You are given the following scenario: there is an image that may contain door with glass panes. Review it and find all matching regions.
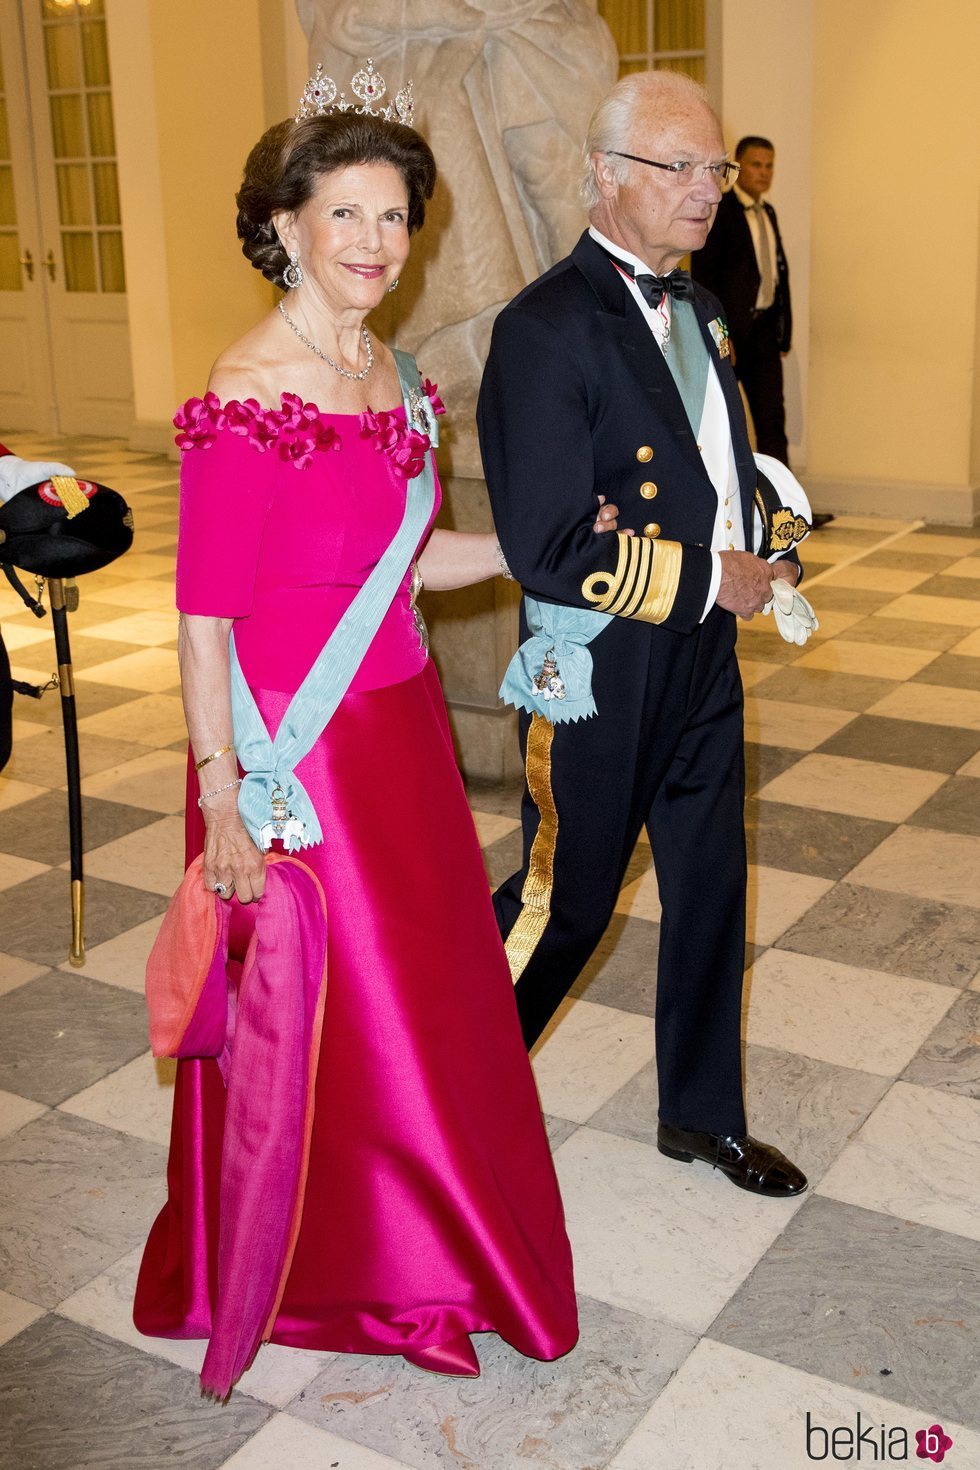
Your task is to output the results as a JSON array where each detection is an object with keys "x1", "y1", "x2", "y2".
[{"x1": 0, "y1": 0, "x2": 132, "y2": 435}]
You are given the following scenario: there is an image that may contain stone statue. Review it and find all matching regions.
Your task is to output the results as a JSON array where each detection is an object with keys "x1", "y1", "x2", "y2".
[{"x1": 295, "y1": 0, "x2": 618, "y2": 472}]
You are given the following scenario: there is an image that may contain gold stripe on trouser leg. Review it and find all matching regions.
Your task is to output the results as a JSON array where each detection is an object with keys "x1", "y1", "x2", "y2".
[{"x1": 504, "y1": 714, "x2": 558, "y2": 986}]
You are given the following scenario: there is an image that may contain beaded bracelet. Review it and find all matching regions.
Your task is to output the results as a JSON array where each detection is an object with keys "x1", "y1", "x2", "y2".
[
  {"x1": 197, "y1": 777, "x2": 242, "y2": 808},
  {"x1": 194, "y1": 742, "x2": 235, "y2": 771},
  {"x1": 494, "y1": 540, "x2": 513, "y2": 580}
]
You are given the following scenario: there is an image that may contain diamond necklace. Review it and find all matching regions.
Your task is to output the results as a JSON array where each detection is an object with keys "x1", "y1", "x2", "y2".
[{"x1": 277, "y1": 300, "x2": 375, "y2": 381}]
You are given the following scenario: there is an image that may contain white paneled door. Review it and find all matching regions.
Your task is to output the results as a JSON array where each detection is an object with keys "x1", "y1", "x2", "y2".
[{"x1": 0, "y1": 0, "x2": 132, "y2": 435}]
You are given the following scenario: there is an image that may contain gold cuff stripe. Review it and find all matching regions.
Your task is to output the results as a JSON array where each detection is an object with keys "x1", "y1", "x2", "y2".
[
  {"x1": 504, "y1": 714, "x2": 558, "y2": 986},
  {"x1": 619, "y1": 536, "x2": 654, "y2": 618},
  {"x1": 634, "y1": 539, "x2": 683, "y2": 623},
  {"x1": 582, "y1": 532, "x2": 682, "y2": 625}
]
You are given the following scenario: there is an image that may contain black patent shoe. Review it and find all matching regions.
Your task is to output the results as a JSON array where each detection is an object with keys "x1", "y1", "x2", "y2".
[{"x1": 657, "y1": 1122, "x2": 808, "y2": 1197}]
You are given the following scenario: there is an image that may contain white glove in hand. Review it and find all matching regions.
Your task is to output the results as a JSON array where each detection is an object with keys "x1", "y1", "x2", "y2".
[
  {"x1": 0, "y1": 456, "x2": 76, "y2": 503},
  {"x1": 763, "y1": 577, "x2": 819, "y2": 646}
]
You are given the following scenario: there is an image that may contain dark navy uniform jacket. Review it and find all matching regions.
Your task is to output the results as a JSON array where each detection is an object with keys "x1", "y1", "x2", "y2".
[{"x1": 477, "y1": 229, "x2": 800, "y2": 636}]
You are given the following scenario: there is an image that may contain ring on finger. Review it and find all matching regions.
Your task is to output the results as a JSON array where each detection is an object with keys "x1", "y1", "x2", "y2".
[{"x1": 214, "y1": 881, "x2": 230, "y2": 897}]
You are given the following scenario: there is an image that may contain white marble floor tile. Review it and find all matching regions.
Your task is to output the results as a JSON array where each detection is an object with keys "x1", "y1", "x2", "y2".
[
  {"x1": 795, "y1": 639, "x2": 939, "y2": 680},
  {"x1": 757, "y1": 752, "x2": 945, "y2": 823},
  {"x1": 531, "y1": 998, "x2": 653, "y2": 1123},
  {"x1": 744, "y1": 950, "x2": 954, "y2": 1076},
  {"x1": 943, "y1": 556, "x2": 980, "y2": 579},
  {"x1": 470, "y1": 810, "x2": 520, "y2": 847},
  {"x1": 81, "y1": 814, "x2": 185, "y2": 896},
  {"x1": 0, "y1": 852, "x2": 50, "y2": 893},
  {"x1": 735, "y1": 657, "x2": 778, "y2": 690},
  {"x1": 77, "y1": 693, "x2": 187, "y2": 748},
  {"x1": 0, "y1": 1289, "x2": 46, "y2": 1349},
  {"x1": 80, "y1": 749, "x2": 187, "y2": 813},
  {"x1": 608, "y1": 1338, "x2": 980, "y2": 1470},
  {"x1": 818, "y1": 564, "x2": 930, "y2": 593},
  {"x1": 805, "y1": 609, "x2": 866, "y2": 639},
  {"x1": 874, "y1": 593, "x2": 980, "y2": 628},
  {"x1": 791, "y1": 537, "x2": 873, "y2": 564},
  {"x1": 59, "y1": 1051, "x2": 175, "y2": 1147},
  {"x1": 554, "y1": 1128, "x2": 801, "y2": 1335},
  {"x1": 55, "y1": 1247, "x2": 336, "y2": 1407},
  {"x1": 743, "y1": 698, "x2": 856, "y2": 751},
  {"x1": 61, "y1": 913, "x2": 164, "y2": 992},
  {"x1": 0, "y1": 622, "x2": 54, "y2": 652},
  {"x1": 128, "y1": 529, "x2": 177, "y2": 552},
  {"x1": 959, "y1": 750, "x2": 980, "y2": 778},
  {"x1": 0, "y1": 776, "x2": 51, "y2": 812},
  {"x1": 218, "y1": 1417, "x2": 415, "y2": 1470},
  {"x1": 746, "y1": 866, "x2": 834, "y2": 946},
  {"x1": 94, "y1": 551, "x2": 175, "y2": 580},
  {"x1": 867, "y1": 682, "x2": 980, "y2": 731},
  {"x1": 77, "y1": 647, "x2": 181, "y2": 692},
  {"x1": 0, "y1": 1089, "x2": 48, "y2": 1140},
  {"x1": 828, "y1": 515, "x2": 915, "y2": 532},
  {"x1": 949, "y1": 627, "x2": 980, "y2": 656},
  {"x1": 86, "y1": 579, "x2": 176, "y2": 610},
  {"x1": 891, "y1": 532, "x2": 980, "y2": 556},
  {"x1": 818, "y1": 1081, "x2": 980, "y2": 1243},
  {"x1": 615, "y1": 868, "x2": 661, "y2": 924},
  {"x1": 847, "y1": 826, "x2": 980, "y2": 908},
  {"x1": 80, "y1": 610, "x2": 179, "y2": 646},
  {"x1": 0, "y1": 952, "x2": 47, "y2": 998}
]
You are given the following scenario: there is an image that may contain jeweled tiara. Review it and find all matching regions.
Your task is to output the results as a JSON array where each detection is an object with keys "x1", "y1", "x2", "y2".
[{"x1": 295, "y1": 59, "x2": 414, "y2": 128}]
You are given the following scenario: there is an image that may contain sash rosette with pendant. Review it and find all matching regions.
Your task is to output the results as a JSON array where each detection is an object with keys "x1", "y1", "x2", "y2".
[{"x1": 499, "y1": 598, "x2": 612, "y2": 724}]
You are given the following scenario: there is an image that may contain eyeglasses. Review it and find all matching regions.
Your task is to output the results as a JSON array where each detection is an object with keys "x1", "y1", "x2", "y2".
[{"x1": 607, "y1": 151, "x2": 740, "y2": 188}]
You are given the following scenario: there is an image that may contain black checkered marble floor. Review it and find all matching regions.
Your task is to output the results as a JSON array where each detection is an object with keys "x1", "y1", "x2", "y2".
[{"x1": 1, "y1": 435, "x2": 978, "y2": 1469}]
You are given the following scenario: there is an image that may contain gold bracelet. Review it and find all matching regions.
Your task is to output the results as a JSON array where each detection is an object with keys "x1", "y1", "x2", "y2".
[{"x1": 194, "y1": 743, "x2": 235, "y2": 772}]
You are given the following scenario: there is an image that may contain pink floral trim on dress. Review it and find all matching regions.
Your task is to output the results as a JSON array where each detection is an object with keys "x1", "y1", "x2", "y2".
[
  {"x1": 173, "y1": 392, "x2": 342, "y2": 471},
  {"x1": 174, "y1": 382, "x2": 445, "y2": 478},
  {"x1": 360, "y1": 380, "x2": 445, "y2": 481}
]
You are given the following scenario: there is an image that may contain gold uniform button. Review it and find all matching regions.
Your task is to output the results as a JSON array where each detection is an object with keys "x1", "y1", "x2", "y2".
[
  {"x1": 636, "y1": 445, "x2": 653, "y2": 463},
  {"x1": 640, "y1": 481, "x2": 658, "y2": 499},
  {"x1": 728, "y1": 542, "x2": 735, "y2": 550},
  {"x1": 643, "y1": 522, "x2": 661, "y2": 538},
  {"x1": 726, "y1": 519, "x2": 733, "y2": 530}
]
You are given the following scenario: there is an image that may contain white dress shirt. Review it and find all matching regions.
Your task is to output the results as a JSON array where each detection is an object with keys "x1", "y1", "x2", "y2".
[
  {"x1": 588, "y1": 226, "x2": 744, "y2": 620},
  {"x1": 732, "y1": 184, "x2": 778, "y2": 310}
]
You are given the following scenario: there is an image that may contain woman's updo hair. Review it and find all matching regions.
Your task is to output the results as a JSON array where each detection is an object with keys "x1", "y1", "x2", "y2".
[{"x1": 236, "y1": 114, "x2": 437, "y2": 288}]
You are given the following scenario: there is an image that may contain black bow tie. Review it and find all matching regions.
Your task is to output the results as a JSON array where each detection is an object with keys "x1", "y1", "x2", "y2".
[{"x1": 597, "y1": 244, "x2": 696, "y2": 307}]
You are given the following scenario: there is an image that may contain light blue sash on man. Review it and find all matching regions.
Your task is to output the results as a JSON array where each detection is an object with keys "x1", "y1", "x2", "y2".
[{"x1": 229, "y1": 349, "x2": 436, "y2": 851}]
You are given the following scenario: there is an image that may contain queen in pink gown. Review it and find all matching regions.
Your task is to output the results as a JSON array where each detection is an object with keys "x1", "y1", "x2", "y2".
[{"x1": 132, "y1": 76, "x2": 613, "y2": 1387}]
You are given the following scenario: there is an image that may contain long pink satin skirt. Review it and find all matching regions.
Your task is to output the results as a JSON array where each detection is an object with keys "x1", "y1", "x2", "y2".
[{"x1": 134, "y1": 661, "x2": 577, "y2": 1361}]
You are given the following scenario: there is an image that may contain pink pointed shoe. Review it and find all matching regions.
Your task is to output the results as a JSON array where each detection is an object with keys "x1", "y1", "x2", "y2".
[{"x1": 402, "y1": 1334, "x2": 480, "y2": 1378}]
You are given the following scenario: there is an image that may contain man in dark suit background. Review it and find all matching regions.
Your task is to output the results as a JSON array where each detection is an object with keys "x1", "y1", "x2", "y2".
[
  {"x1": 478, "y1": 72, "x2": 809, "y2": 1197},
  {"x1": 692, "y1": 136, "x2": 791, "y2": 464}
]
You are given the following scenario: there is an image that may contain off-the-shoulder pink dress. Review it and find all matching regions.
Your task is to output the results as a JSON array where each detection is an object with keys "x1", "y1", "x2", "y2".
[{"x1": 133, "y1": 392, "x2": 578, "y2": 1364}]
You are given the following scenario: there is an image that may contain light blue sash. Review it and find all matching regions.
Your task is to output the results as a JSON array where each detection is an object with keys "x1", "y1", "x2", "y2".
[
  {"x1": 499, "y1": 597, "x2": 611, "y2": 724},
  {"x1": 230, "y1": 349, "x2": 436, "y2": 851},
  {"x1": 668, "y1": 301, "x2": 710, "y2": 434}
]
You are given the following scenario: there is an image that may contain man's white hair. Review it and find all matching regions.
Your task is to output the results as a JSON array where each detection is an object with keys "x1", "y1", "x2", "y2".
[{"x1": 581, "y1": 69, "x2": 711, "y2": 211}]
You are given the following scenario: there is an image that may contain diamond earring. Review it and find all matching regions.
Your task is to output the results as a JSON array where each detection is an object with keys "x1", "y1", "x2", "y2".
[
  {"x1": 283, "y1": 250, "x2": 304, "y2": 289},
  {"x1": 387, "y1": 278, "x2": 399, "y2": 293}
]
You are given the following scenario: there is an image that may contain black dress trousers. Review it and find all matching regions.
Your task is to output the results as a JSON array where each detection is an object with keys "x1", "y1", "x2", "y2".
[{"x1": 493, "y1": 604, "x2": 749, "y2": 1139}]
